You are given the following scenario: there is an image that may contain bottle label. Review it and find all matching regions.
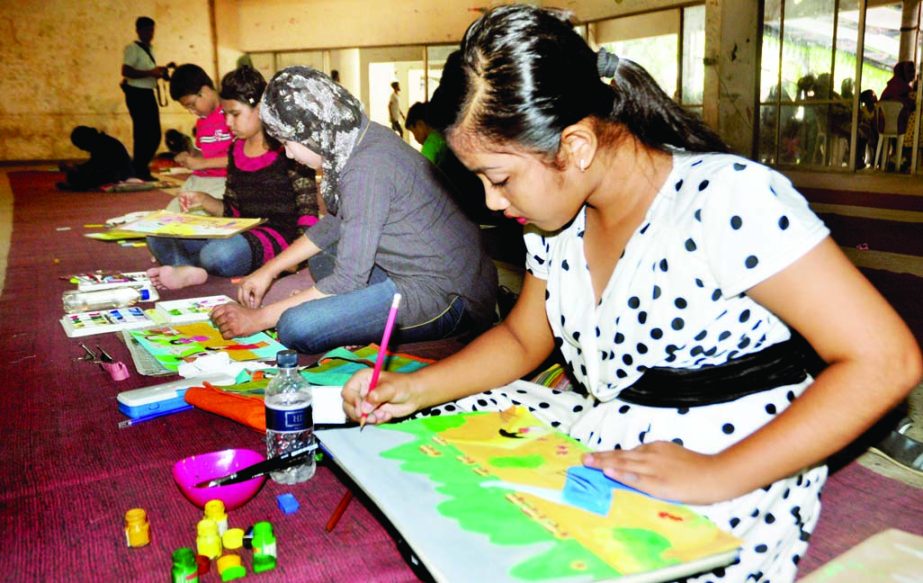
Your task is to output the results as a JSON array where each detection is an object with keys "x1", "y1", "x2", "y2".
[
  {"x1": 255, "y1": 541, "x2": 277, "y2": 558},
  {"x1": 265, "y1": 404, "x2": 312, "y2": 432}
]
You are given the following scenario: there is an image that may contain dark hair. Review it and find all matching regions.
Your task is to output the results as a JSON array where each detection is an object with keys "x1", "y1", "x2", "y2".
[
  {"x1": 428, "y1": 50, "x2": 466, "y2": 133},
  {"x1": 405, "y1": 102, "x2": 429, "y2": 129},
  {"x1": 219, "y1": 66, "x2": 266, "y2": 106},
  {"x1": 165, "y1": 129, "x2": 192, "y2": 153},
  {"x1": 391, "y1": 81, "x2": 400, "y2": 90},
  {"x1": 892, "y1": 61, "x2": 916, "y2": 83},
  {"x1": 220, "y1": 66, "x2": 279, "y2": 148},
  {"x1": 136, "y1": 16, "x2": 154, "y2": 29},
  {"x1": 70, "y1": 126, "x2": 99, "y2": 150},
  {"x1": 169, "y1": 64, "x2": 214, "y2": 101},
  {"x1": 453, "y1": 5, "x2": 728, "y2": 158}
]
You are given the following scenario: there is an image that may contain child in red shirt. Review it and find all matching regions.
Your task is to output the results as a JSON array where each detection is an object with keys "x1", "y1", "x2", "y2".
[{"x1": 167, "y1": 64, "x2": 232, "y2": 209}]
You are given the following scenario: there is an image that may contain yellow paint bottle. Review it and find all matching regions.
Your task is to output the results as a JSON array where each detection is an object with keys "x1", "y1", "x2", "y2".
[
  {"x1": 124, "y1": 508, "x2": 150, "y2": 548},
  {"x1": 196, "y1": 518, "x2": 222, "y2": 559},
  {"x1": 204, "y1": 500, "x2": 228, "y2": 535}
]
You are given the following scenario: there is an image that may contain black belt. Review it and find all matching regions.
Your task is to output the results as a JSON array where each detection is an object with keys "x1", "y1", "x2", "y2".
[{"x1": 617, "y1": 335, "x2": 823, "y2": 408}]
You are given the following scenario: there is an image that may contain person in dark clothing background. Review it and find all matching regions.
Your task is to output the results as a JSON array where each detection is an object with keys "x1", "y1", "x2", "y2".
[
  {"x1": 57, "y1": 126, "x2": 134, "y2": 191},
  {"x1": 429, "y1": 50, "x2": 523, "y2": 268},
  {"x1": 121, "y1": 16, "x2": 165, "y2": 181}
]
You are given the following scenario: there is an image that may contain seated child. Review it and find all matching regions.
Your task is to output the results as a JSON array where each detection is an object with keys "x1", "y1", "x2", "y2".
[
  {"x1": 167, "y1": 63, "x2": 232, "y2": 209},
  {"x1": 210, "y1": 66, "x2": 498, "y2": 354},
  {"x1": 164, "y1": 128, "x2": 195, "y2": 158},
  {"x1": 57, "y1": 126, "x2": 134, "y2": 191},
  {"x1": 147, "y1": 66, "x2": 321, "y2": 289},
  {"x1": 405, "y1": 102, "x2": 448, "y2": 165}
]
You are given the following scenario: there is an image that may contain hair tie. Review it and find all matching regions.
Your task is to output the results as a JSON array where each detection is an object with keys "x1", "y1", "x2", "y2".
[{"x1": 597, "y1": 48, "x2": 620, "y2": 78}]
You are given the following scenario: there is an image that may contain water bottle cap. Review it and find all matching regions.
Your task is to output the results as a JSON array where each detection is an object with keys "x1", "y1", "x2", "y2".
[{"x1": 276, "y1": 350, "x2": 298, "y2": 368}]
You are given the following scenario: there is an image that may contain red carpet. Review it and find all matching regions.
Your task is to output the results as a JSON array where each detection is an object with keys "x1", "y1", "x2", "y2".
[
  {"x1": 800, "y1": 462, "x2": 923, "y2": 576},
  {"x1": 0, "y1": 171, "x2": 419, "y2": 582},
  {"x1": 1, "y1": 171, "x2": 920, "y2": 581}
]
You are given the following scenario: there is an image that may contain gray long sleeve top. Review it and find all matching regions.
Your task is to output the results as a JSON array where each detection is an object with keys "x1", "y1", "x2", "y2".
[{"x1": 307, "y1": 120, "x2": 498, "y2": 329}]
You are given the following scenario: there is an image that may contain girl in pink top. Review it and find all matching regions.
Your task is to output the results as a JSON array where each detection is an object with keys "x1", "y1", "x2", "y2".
[{"x1": 147, "y1": 67, "x2": 322, "y2": 290}]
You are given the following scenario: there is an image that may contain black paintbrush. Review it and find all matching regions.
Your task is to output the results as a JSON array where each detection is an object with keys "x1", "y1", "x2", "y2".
[{"x1": 195, "y1": 443, "x2": 317, "y2": 488}]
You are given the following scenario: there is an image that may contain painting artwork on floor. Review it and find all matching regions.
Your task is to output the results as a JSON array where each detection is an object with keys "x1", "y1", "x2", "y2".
[
  {"x1": 128, "y1": 322, "x2": 284, "y2": 371},
  {"x1": 320, "y1": 407, "x2": 741, "y2": 582}
]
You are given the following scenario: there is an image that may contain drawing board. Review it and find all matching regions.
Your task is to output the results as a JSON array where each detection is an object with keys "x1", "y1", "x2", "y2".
[
  {"x1": 317, "y1": 406, "x2": 740, "y2": 582},
  {"x1": 116, "y1": 210, "x2": 265, "y2": 239}
]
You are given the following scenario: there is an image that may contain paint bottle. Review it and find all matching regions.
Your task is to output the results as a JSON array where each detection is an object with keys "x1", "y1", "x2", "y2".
[
  {"x1": 203, "y1": 500, "x2": 228, "y2": 535},
  {"x1": 171, "y1": 547, "x2": 198, "y2": 583},
  {"x1": 251, "y1": 521, "x2": 277, "y2": 573},
  {"x1": 63, "y1": 287, "x2": 150, "y2": 313},
  {"x1": 216, "y1": 554, "x2": 246, "y2": 581},
  {"x1": 196, "y1": 518, "x2": 222, "y2": 559},
  {"x1": 124, "y1": 508, "x2": 151, "y2": 548},
  {"x1": 222, "y1": 528, "x2": 244, "y2": 552}
]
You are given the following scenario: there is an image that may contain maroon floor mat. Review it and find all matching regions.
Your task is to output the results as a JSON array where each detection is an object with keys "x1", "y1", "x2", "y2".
[
  {"x1": 799, "y1": 463, "x2": 923, "y2": 577},
  {"x1": 0, "y1": 171, "x2": 420, "y2": 582},
  {"x1": 2, "y1": 171, "x2": 921, "y2": 581}
]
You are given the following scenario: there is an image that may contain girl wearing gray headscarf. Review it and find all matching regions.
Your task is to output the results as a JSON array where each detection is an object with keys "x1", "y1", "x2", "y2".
[{"x1": 211, "y1": 66, "x2": 498, "y2": 354}]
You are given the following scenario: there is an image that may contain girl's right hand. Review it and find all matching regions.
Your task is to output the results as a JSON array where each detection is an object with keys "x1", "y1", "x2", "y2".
[
  {"x1": 178, "y1": 191, "x2": 205, "y2": 212},
  {"x1": 237, "y1": 270, "x2": 273, "y2": 309},
  {"x1": 342, "y1": 369, "x2": 423, "y2": 425}
]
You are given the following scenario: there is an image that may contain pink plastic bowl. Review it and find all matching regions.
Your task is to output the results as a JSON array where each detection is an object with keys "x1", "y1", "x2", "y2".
[{"x1": 172, "y1": 448, "x2": 266, "y2": 510}]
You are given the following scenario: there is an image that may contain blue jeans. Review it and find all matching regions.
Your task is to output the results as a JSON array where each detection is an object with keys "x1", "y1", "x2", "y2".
[
  {"x1": 275, "y1": 249, "x2": 469, "y2": 354},
  {"x1": 146, "y1": 235, "x2": 253, "y2": 277}
]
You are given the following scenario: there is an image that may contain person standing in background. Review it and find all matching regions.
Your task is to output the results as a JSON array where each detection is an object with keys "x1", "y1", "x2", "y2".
[
  {"x1": 388, "y1": 81, "x2": 404, "y2": 137},
  {"x1": 121, "y1": 16, "x2": 164, "y2": 181}
]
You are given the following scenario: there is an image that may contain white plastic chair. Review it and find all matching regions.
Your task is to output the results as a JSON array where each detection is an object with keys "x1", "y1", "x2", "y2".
[{"x1": 874, "y1": 101, "x2": 906, "y2": 171}]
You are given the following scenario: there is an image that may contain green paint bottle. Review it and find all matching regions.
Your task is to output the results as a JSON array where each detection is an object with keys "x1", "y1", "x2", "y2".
[
  {"x1": 171, "y1": 547, "x2": 198, "y2": 583},
  {"x1": 251, "y1": 521, "x2": 277, "y2": 573}
]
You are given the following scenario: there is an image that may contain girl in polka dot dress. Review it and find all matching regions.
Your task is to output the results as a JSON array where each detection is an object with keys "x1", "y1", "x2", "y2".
[{"x1": 343, "y1": 6, "x2": 921, "y2": 582}]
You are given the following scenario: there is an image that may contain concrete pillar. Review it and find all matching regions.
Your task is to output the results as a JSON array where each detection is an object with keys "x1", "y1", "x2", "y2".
[
  {"x1": 703, "y1": 0, "x2": 760, "y2": 158},
  {"x1": 900, "y1": 0, "x2": 921, "y2": 63}
]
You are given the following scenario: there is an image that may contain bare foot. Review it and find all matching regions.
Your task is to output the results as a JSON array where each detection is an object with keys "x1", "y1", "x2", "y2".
[{"x1": 147, "y1": 265, "x2": 209, "y2": 290}]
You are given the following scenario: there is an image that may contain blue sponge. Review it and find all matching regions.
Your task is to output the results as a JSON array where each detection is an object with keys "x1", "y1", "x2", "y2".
[
  {"x1": 562, "y1": 466, "x2": 648, "y2": 515},
  {"x1": 276, "y1": 493, "x2": 300, "y2": 514}
]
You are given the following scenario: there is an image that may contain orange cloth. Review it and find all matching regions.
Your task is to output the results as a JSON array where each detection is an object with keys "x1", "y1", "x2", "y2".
[{"x1": 185, "y1": 380, "x2": 268, "y2": 432}]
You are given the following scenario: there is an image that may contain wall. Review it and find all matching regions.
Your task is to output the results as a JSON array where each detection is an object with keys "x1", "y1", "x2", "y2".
[
  {"x1": 0, "y1": 0, "x2": 216, "y2": 161},
  {"x1": 231, "y1": 0, "x2": 701, "y2": 52},
  {"x1": 329, "y1": 48, "x2": 362, "y2": 98},
  {"x1": 233, "y1": 0, "x2": 486, "y2": 51},
  {"x1": 1, "y1": 0, "x2": 725, "y2": 161},
  {"x1": 215, "y1": 0, "x2": 248, "y2": 80},
  {"x1": 561, "y1": 0, "x2": 691, "y2": 22}
]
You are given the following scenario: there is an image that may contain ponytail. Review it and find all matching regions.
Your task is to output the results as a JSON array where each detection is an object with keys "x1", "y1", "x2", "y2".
[
  {"x1": 454, "y1": 5, "x2": 728, "y2": 157},
  {"x1": 599, "y1": 48, "x2": 728, "y2": 153}
]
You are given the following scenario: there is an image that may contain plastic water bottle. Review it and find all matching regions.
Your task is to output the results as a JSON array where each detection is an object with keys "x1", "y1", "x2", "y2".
[
  {"x1": 62, "y1": 287, "x2": 150, "y2": 313},
  {"x1": 264, "y1": 350, "x2": 315, "y2": 484}
]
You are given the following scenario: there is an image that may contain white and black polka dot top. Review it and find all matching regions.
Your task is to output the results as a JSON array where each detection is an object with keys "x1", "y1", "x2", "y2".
[{"x1": 525, "y1": 152, "x2": 829, "y2": 403}]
